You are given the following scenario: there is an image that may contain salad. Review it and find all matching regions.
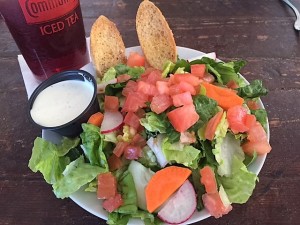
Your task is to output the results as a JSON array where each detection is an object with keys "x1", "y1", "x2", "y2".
[{"x1": 28, "y1": 51, "x2": 271, "y2": 225}]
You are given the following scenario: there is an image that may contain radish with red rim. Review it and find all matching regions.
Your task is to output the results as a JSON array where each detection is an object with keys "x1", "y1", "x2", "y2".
[{"x1": 100, "y1": 111, "x2": 123, "y2": 134}]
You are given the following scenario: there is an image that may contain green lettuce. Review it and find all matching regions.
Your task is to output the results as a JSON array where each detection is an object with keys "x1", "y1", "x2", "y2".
[
  {"x1": 140, "y1": 112, "x2": 169, "y2": 133},
  {"x1": 53, "y1": 156, "x2": 105, "y2": 198},
  {"x1": 237, "y1": 80, "x2": 268, "y2": 99},
  {"x1": 190, "y1": 57, "x2": 246, "y2": 85},
  {"x1": 219, "y1": 156, "x2": 257, "y2": 204},
  {"x1": 137, "y1": 146, "x2": 158, "y2": 168},
  {"x1": 193, "y1": 95, "x2": 219, "y2": 125},
  {"x1": 162, "y1": 139, "x2": 201, "y2": 169},
  {"x1": 102, "y1": 67, "x2": 117, "y2": 82},
  {"x1": 28, "y1": 137, "x2": 79, "y2": 184},
  {"x1": 114, "y1": 64, "x2": 145, "y2": 80},
  {"x1": 80, "y1": 123, "x2": 108, "y2": 171},
  {"x1": 251, "y1": 108, "x2": 268, "y2": 131},
  {"x1": 107, "y1": 213, "x2": 130, "y2": 225}
]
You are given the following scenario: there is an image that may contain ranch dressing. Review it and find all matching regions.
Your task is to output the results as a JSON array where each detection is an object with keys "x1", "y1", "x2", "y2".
[{"x1": 30, "y1": 79, "x2": 94, "y2": 127}]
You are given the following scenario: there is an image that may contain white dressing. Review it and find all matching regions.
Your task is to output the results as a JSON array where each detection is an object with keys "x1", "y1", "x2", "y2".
[{"x1": 30, "y1": 79, "x2": 94, "y2": 127}]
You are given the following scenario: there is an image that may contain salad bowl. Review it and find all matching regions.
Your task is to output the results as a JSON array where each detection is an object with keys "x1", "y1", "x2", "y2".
[{"x1": 42, "y1": 46, "x2": 269, "y2": 225}]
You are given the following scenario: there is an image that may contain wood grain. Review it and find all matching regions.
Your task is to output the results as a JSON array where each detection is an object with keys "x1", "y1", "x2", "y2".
[{"x1": 0, "y1": 0, "x2": 299, "y2": 225}]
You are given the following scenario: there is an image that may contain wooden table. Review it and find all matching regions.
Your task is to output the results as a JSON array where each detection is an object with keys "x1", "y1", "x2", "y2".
[{"x1": 1, "y1": 0, "x2": 299, "y2": 224}]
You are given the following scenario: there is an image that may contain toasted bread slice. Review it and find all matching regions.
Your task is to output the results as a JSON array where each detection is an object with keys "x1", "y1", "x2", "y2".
[
  {"x1": 136, "y1": 0, "x2": 177, "y2": 70},
  {"x1": 90, "y1": 15, "x2": 126, "y2": 77}
]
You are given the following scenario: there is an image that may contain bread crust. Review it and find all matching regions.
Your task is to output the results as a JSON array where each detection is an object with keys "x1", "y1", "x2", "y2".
[
  {"x1": 136, "y1": 0, "x2": 177, "y2": 70},
  {"x1": 90, "y1": 15, "x2": 126, "y2": 77}
]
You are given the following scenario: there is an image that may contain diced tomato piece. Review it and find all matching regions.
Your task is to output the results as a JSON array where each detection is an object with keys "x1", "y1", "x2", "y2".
[
  {"x1": 147, "y1": 70, "x2": 163, "y2": 85},
  {"x1": 124, "y1": 145, "x2": 142, "y2": 160},
  {"x1": 246, "y1": 100, "x2": 260, "y2": 110},
  {"x1": 167, "y1": 104, "x2": 199, "y2": 132},
  {"x1": 242, "y1": 139, "x2": 272, "y2": 156},
  {"x1": 122, "y1": 92, "x2": 147, "y2": 112},
  {"x1": 113, "y1": 141, "x2": 129, "y2": 157},
  {"x1": 169, "y1": 82, "x2": 196, "y2": 96},
  {"x1": 150, "y1": 94, "x2": 173, "y2": 114},
  {"x1": 108, "y1": 154, "x2": 123, "y2": 171},
  {"x1": 200, "y1": 166, "x2": 218, "y2": 194},
  {"x1": 117, "y1": 74, "x2": 131, "y2": 83},
  {"x1": 135, "y1": 108, "x2": 146, "y2": 118},
  {"x1": 191, "y1": 64, "x2": 206, "y2": 78},
  {"x1": 97, "y1": 172, "x2": 117, "y2": 199},
  {"x1": 226, "y1": 80, "x2": 239, "y2": 89},
  {"x1": 172, "y1": 91, "x2": 193, "y2": 107},
  {"x1": 124, "y1": 112, "x2": 141, "y2": 130},
  {"x1": 247, "y1": 121, "x2": 267, "y2": 143},
  {"x1": 227, "y1": 105, "x2": 249, "y2": 134},
  {"x1": 127, "y1": 52, "x2": 145, "y2": 67},
  {"x1": 137, "y1": 81, "x2": 157, "y2": 96},
  {"x1": 202, "y1": 192, "x2": 232, "y2": 218},
  {"x1": 245, "y1": 114, "x2": 256, "y2": 129},
  {"x1": 122, "y1": 80, "x2": 138, "y2": 96},
  {"x1": 131, "y1": 133, "x2": 147, "y2": 147},
  {"x1": 104, "y1": 95, "x2": 119, "y2": 111},
  {"x1": 205, "y1": 110, "x2": 224, "y2": 141},
  {"x1": 180, "y1": 131, "x2": 196, "y2": 144},
  {"x1": 102, "y1": 193, "x2": 123, "y2": 213},
  {"x1": 156, "y1": 81, "x2": 170, "y2": 95},
  {"x1": 173, "y1": 73, "x2": 201, "y2": 86}
]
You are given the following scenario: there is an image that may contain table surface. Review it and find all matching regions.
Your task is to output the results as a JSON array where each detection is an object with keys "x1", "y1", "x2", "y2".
[{"x1": 1, "y1": 0, "x2": 300, "y2": 225}]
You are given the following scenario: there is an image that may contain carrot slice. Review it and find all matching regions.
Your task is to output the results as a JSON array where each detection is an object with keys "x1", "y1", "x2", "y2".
[
  {"x1": 205, "y1": 110, "x2": 224, "y2": 141},
  {"x1": 201, "y1": 82, "x2": 244, "y2": 110},
  {"x1": 145, "y1": 166, "x2": 192, "y2": 213},
  {"x1": 87, "y1": 112, "x2": 104, "y2": 127}
]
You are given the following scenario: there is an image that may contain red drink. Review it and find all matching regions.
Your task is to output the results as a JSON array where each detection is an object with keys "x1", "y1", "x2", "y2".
[{"x1": 0, "y1": 0, "x2": 89, "y2": 80}]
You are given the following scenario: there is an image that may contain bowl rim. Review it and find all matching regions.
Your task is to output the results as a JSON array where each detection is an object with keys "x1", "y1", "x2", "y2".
[{"x1": 28, "y1": 69, "x2": 97, "y2": 130}]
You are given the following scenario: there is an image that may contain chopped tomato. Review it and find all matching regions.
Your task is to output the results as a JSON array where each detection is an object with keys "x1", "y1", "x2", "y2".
[
  {"x1": 117, "y1": 74, "x2": 131, "y2": 83},
  {"x1": 202, "y1": 192, "x2": 232, "y2": 218},
  {"x1": 227, "y1": 105, "x2": 249, "y2": 134},
  {"x1": 172, "y1": 91, "x2": 193, "y2": 107},
  {"x1": 156, "y1": 81, "x2": 170, "y2": 95},
  {"x1": 127, "y1": 52, "x2": 145, "y2": 67},
  {"x1": 150, "y1": 94, "x2": 172, "y2": 114},
  {"x1": 137, "y1": 81, "x2": 157, "y2": 96},
  {"x1": 135, "y1": 108, "x2": 146, "y2": 118},
  {"x1": 173, "y1": 73, "x2": 201, "y2": 86},
  {"x1": 124, "y1": 112, "x2": 141, "y2": 130},
  {"x1": 131, "y1": 133, "x2": 147, "y2": 147},
  {"x1": 124, "y1": 145, "x2": 142, "y2": 160},
  {"x1": 200, "y1": 166, "x2": 218, "y2": 194},
  {"x1": 169, "y1": 82, "x2": 196, "y2": 96},
  {"x1": 122, "y1": 80, "x2": 138, "y2": 96},
  {"x1": 113, "y1": 141, "x2": 129, "y2": 157},
  {"x1": 102, "y1": 193, "x2": 123, "y2": 213},
  {"x1": 122, "y1": 92, "x2": 147, "y2": 112},
  {"x1": 226, "y1": 80, "x2": 239, "y2": 89},
  {"x1": 167, "y1": 104, "x2": 199, "y2": 132},
  {"x1": 147, "y1": 70, "x2": 163, "y2": 85},
  {"x1": 108, "y1": 154, "x2": 123, "y2": 171},
  {"x1": 104, "y1": 95, "x2": 119, "y2": 111},
  {"x1": 247, "y1": 121, "x2": 267, "y2": 143},
  {"x1": 97, "y1": 172, "x2": 117, "y2": 199},
  {"x1": 191, "y1": 64, "x2": 206, "y2": 78},
  {"x1": 246, "y1": 100, "x2": 260, "y2": 110},
  {"x1": 242, "y1": 139, "x2": 272, "y2": 156},
  {"x1": 245, "y1": 114, "x2": 256, "y2": 129},
  {"x1": 205, "y1": 110, "x2": 224, "y2": 141}
]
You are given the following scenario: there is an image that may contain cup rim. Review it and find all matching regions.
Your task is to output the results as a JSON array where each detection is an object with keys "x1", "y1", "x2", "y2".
[{"x1": 28, "y1": 70, "x2": 97, "y2": 131}]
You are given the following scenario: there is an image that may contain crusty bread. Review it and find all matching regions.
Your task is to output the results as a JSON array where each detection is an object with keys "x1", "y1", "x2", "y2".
[
  {"x1": 90, "y1": 15, "x2": 126, "y2": 77},
  {"x1": 136, "y1": 0, "x2": 177, "y2": 70}
]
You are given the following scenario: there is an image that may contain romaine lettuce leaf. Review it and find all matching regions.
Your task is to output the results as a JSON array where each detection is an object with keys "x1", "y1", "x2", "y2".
[
  {"x1": 219, "y1": 156, "x2": 257, "y2": 204},
  {"x1": 114, "y1": 64, "x2": 145, "y2": 80},
  {"x1": 80, "y1": 123, "x2": 108, "y2": 171},
  {"x1": 28, "y1": 137, "x2": 78, "y2": 184},
  {"x1": 102, "y1": 67, "x2": 117, "y2": 82},
  {"x1": 193, "y1": 95, "x2": 219, "y2": 123},
  {"x1": 140, "y1": 112, "x2": 169, "y2": 133},
  {"x1": 53, "y1": 155, "x2": 105, "y2": 198},
  {"x1": 162, "y1": 139, "x2": 202, "y2": 169},
  {"x1": 107, "y1": 212, "x2": 130, "y2": 225},
  {"x1": 251, "y1": 108, "x2": 268, "y2": 131},
  {"x1": 237, "y1": 80, "x2": 268, "y2": 99}
]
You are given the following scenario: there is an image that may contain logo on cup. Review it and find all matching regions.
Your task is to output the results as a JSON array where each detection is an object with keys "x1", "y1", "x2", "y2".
[{"x1": 19, "y1": 0, "x2": 79, "y2": 24}]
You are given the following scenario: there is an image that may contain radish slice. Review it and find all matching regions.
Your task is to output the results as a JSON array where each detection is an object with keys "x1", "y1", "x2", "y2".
[
  {"x1": 158, "y1": 180, "x2": 196, "y2": 224},
  {"x1": 100, "y1": 111, "x2": 123, "y2": 134},
  {"x1": 201, "y1": 52, "x2": 216, "y2": 60},
  {"x1": 97, "y1": 78, "x2": 118, "y2": 93},
  {"x1": 147, "y1": 135, "x2": 168, "y2": 168}
]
